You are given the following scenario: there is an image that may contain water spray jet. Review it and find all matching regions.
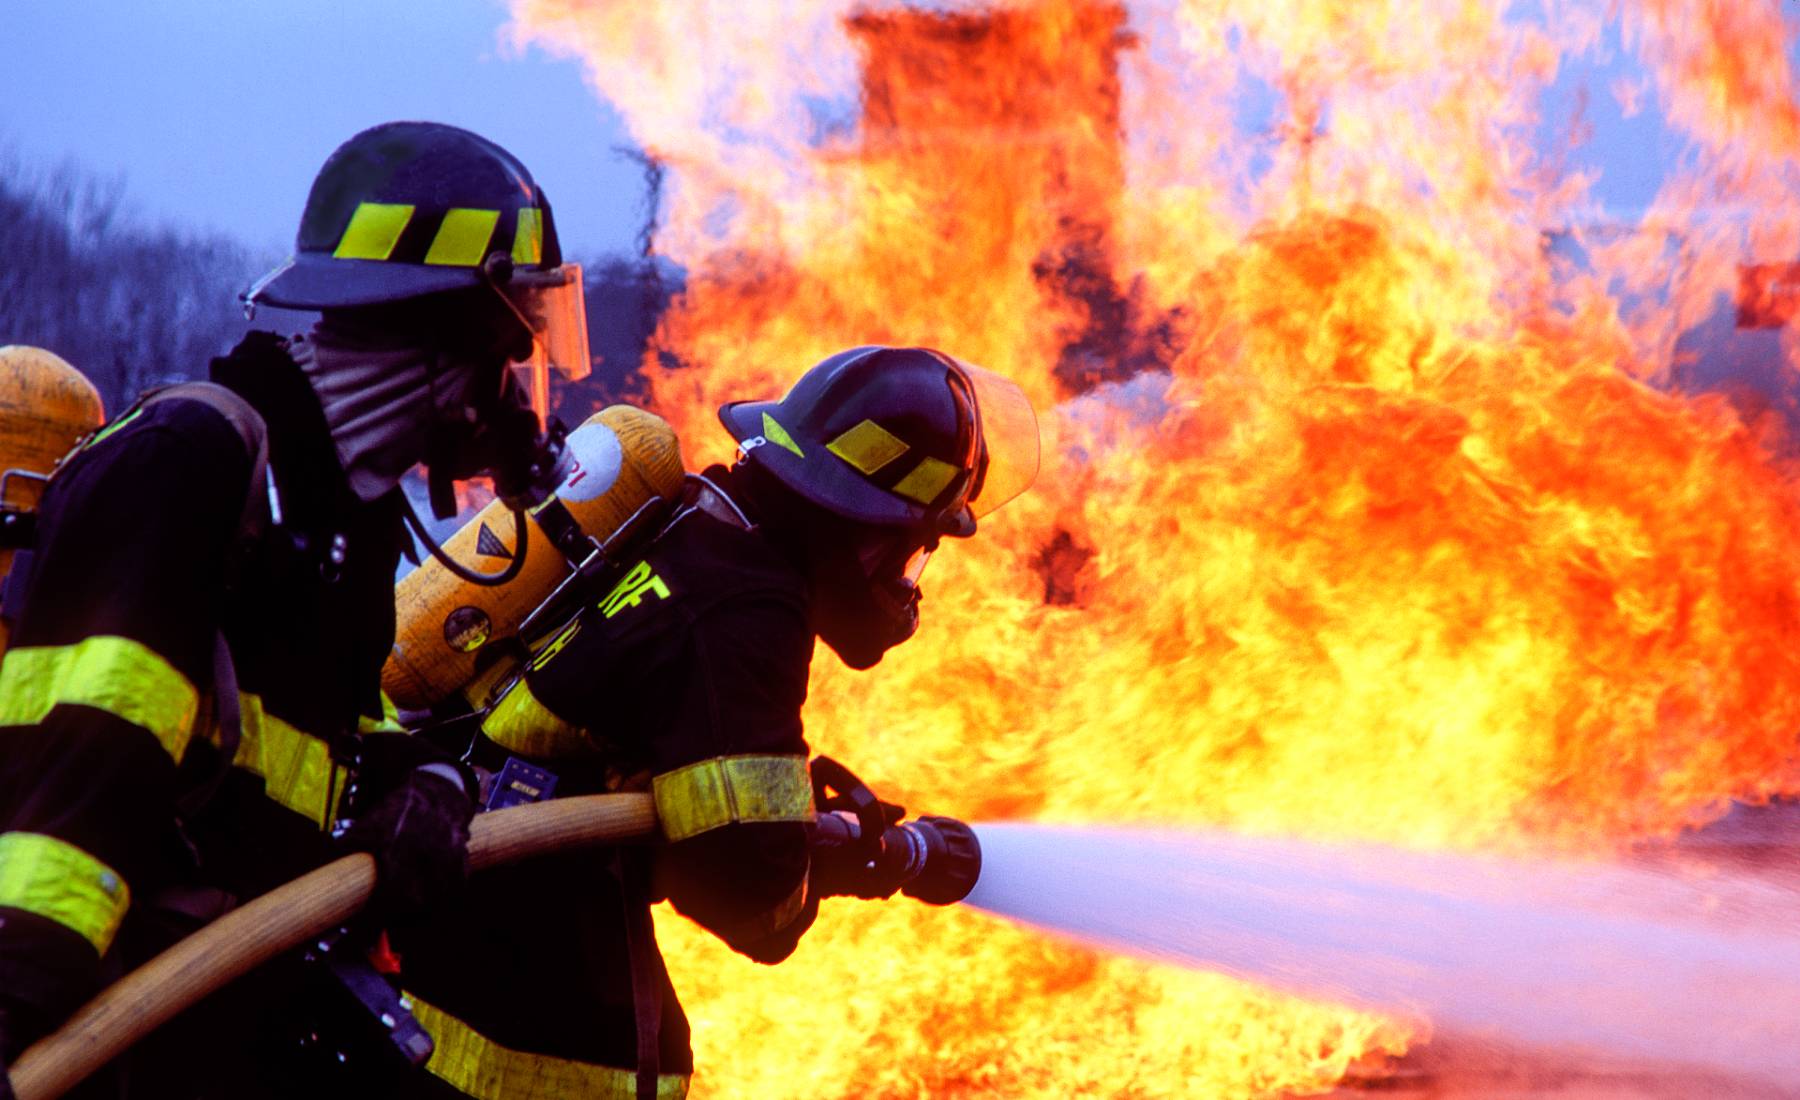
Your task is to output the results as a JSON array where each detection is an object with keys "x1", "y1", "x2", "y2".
[{"x1": 964, "y1": 821, "x2": 1800, "y2": 1090}]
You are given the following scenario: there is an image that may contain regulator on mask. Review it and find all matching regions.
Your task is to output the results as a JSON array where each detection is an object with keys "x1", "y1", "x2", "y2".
[
  {"x1": 408, "y1": 258, "x2": 591, "y2": 587},
  {"x1": 800, "y1": 511, "x2": 939, "y2": 671}
]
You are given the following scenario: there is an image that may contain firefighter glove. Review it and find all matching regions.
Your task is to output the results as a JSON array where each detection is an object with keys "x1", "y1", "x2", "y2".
[
  {"x1": 340, "y1": 764, "x2": 475, "y2": 925},
  {"x1": 810, "y1": 844, "x2": 905, "y2": 900}
]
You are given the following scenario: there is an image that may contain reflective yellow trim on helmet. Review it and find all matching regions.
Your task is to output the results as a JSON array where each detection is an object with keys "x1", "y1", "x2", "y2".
[
  {"x1": 333, "y1": 202, "x2": 415, "y2": 261},
  {"x1": 760, "y1": 412, "x2": 805, "y2": 458},
  {"x1": 512, "y1": 207, "x2": 544, "y2": 265},
  {"x1": 408, "y1": 993, "x2": 690, "y2": 1100},
  {"x1": 653, "y1": 755, "x2": 813, "y2": 843},
  {"x1": 424, "y1": 208, "x2": 502, "y2": 267},
  {"x1": 0, "y1": 637, "x2": 199, "y2": 761},
  {"x1": 827, "y1": 419, "x2": 909, "y2": 475},
  {"x1": 892, "y1": 455, "x2": 959, "y2": 506},
  {"x1": 223, "y1": 695, "x2": 347, "y2": 827},
  {"x1": 0, "y1": 832, "x2": 130, "y2": 954},
  {"x1": 481, "y1": 677, "x2": 594, "y2": 759}
]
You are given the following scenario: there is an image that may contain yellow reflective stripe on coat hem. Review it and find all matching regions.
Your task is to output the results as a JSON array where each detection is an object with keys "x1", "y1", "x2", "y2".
[
  {"x1": 408, "y1": 994, "x2": 689, "y2": 1100},
  {"x1": 481, "y1": 678, "x2": 594, "y2": 759},
  {"x1": 203, "y1": 693, "x2": 344, "y2": 828},
  {"x1": 0, "y1": 636, "x2": 200, "y2": 761},
  {"x1": 652, "y1": 755, "x2": 813, "y2": 843},
  {"x1": 0, "y1": 832, "x2": 130, "y2": 954}
]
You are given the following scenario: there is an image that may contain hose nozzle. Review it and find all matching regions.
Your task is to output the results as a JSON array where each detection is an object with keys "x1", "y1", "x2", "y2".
[{"x1": 808, "y1": 755, "x2": 982, "y2": 905}]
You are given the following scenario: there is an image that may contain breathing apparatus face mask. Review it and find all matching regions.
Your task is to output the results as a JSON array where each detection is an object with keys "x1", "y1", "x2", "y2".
[
  {"x1": 423, "y1": 261, "x2": 590, "y2": 519},
  {"x1": 812, "y1": 523, "x2": 939, "y2": 670}
]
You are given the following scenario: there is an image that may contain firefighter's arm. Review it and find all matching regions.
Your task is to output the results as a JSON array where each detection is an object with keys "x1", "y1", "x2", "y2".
[
  {"x1": 0, "y1": 401, "x2": 250, "y2": 1056},
  {"x1": 645, "y1": 596, "x2": 818, "y2": 963},
  {"x1": 651, "y1": 766, "x2": 816, "y2": 964},
  {"x1": 486, "y1": 585, "x2": 818, "y2": 960}
]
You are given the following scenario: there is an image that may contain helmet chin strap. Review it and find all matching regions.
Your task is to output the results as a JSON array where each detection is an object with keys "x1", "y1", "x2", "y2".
[{"x1": 480, "y1": 253, "x2": 541, "y2": 361}]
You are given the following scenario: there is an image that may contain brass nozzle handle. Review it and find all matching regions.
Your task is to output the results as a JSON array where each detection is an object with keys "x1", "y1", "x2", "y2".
[{"x1": 9, "y1": 792, "x2": 657, "y2": 1100}]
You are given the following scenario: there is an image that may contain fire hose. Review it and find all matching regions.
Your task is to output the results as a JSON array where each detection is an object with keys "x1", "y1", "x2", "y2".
[
  {"x1": 8, "y1": 757, "x2": 980, "y2": 1100},
  {"x1": 7, "y1": 793, "x2": 658, "y2": 1100}
]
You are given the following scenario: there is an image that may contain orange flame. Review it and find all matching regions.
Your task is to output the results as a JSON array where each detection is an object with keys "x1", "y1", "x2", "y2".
[{"x1": 512, "y1": 1, "x2": 1800, "y2": 1094}]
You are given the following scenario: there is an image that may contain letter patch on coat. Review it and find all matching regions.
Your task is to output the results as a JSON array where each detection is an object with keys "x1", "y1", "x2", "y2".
[{"x1": 599, "y1": 561, "x2": 670, "y2": 619}]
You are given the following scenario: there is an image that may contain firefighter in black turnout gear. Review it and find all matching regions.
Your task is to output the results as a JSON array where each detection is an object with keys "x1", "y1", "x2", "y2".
[
  {"x1": 385, "y1": 346, "x2": 1039, "y2": 1099},
  {"x1": 0, "y1": 120, "x2": 579, "y2": 1095}
]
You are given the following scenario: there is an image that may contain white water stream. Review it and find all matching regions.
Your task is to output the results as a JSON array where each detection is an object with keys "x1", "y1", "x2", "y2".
[{"x1": 965, "y1": 823, "x2": 1800, "y2": 1089}]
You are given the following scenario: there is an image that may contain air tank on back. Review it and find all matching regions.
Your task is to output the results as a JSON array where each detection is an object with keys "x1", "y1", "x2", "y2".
[
  {"x1": 384, "y1": 405, "x2": 685, "y2": 711},
  {"x1": 0, "y1": 347, "x2": 105, "y2": 656}
]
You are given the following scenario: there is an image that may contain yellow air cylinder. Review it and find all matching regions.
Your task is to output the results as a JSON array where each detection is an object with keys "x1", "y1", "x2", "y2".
[
  {"x1": 384, "y1": 405, "x2": 685, "y2": 711},
  {"x1": 0, "y1": 347, "x2": 105, "y2": 656}
]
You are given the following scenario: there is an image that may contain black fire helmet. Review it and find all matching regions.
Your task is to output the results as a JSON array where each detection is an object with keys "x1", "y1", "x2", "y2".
[
  {"x1": 243, "y1": 120, "x2": 562, "y2": 310},
  {"x1": 719, "y1": 346, "x2": 1040, "y2": 538}
]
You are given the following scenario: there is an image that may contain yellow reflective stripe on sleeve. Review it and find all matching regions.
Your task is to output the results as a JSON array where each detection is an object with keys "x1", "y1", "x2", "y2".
[
  {"x1": 424, "y1": 208, "x2": 502, "y2": 267},
  {"x1": 0, "y1": 832, "x2": 130, "y2": 954},
  {"x1": 828, "y1": 418, "x2": 909, "y2": 475},
  {"x1": 208, "y1": 694, "x2": 345, "y2": 828},
  {"x1": 512, "y1": 207, "x2": 544, "y2": 265},
  {"x1": 892, "y1": 455, "x2": 959, "y2": 505},
  {"x1": 408, "y1": 994, "x2": 689, "y2": 1100},
  {"x1": 333, "y1": 202, "x2": 415, "y2": 260},
  {"x1": 652, "y1": 755, "x2": 813, "y2": 843},
  {"x1": 481, "y1": 677, "x2": 594, "y2": 759},
  {"x1": 0, "y1": 636, "x2": 200, "y2": 761}
]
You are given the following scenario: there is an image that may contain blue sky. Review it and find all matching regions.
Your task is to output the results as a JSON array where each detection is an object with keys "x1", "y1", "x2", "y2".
[
  {"x1": 0, "y1": 2, "x2": 1774, "y2": 259},
  {"x1": 1, "y1": 0, "x2": 649, "y2": 257}
]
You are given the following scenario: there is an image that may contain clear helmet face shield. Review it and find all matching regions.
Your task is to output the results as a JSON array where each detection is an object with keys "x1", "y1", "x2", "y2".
[
  {"x1": 498, "y1": 263, "x2": 591, "y2": 423},
  {"x1": 944, "y1": 355, "x2": 1040, "y2": 522}
]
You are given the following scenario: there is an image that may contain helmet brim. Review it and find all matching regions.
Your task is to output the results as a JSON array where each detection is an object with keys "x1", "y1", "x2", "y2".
[
  {"x1": 244, "y1": 253, "x2": 486, "y2": 311},
  {"x1": 720, "y1": 399, "x2": 973, "y2": 534}
]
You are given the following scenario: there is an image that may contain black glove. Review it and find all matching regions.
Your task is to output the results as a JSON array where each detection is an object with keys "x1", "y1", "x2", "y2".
[
  {"x1": 807, "y1": 799, "x2": 908, "y2": 901},
  {"x1": 809, "y1": 844, "x2": 897, "y2": 900},
  {"x1": 340, "y1": 765, "x2": 475, "y2": 924}
]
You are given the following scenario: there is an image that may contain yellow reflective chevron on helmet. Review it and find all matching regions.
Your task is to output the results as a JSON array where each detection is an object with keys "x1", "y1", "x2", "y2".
[
  {"x1": 760, "y1": 412, "x2": 804, "y2": 457},
  {"x1": 424, "y1": 208, "x2": 502, "y2": 267},
  {"x1": 891, "y1": 455, "x2": 960, "y2": 506},
  {"x1": 333, "y1": 202, "x2": 415, "y2": 260},
  {"x1": 827, "y1": 418, "x2": 909, "y2": 475},
  {"x1": 512, "y1": 207, "x2": 544, "y2": 265}
]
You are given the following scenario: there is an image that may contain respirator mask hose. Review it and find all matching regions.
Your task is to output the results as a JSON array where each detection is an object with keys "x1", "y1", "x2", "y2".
[
  {"x1": 401, "y1": 494, "x2": 529, "y2": 588},
  {"x1": 402, "y1": 417, "x2": 572, "y2": 589}
]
